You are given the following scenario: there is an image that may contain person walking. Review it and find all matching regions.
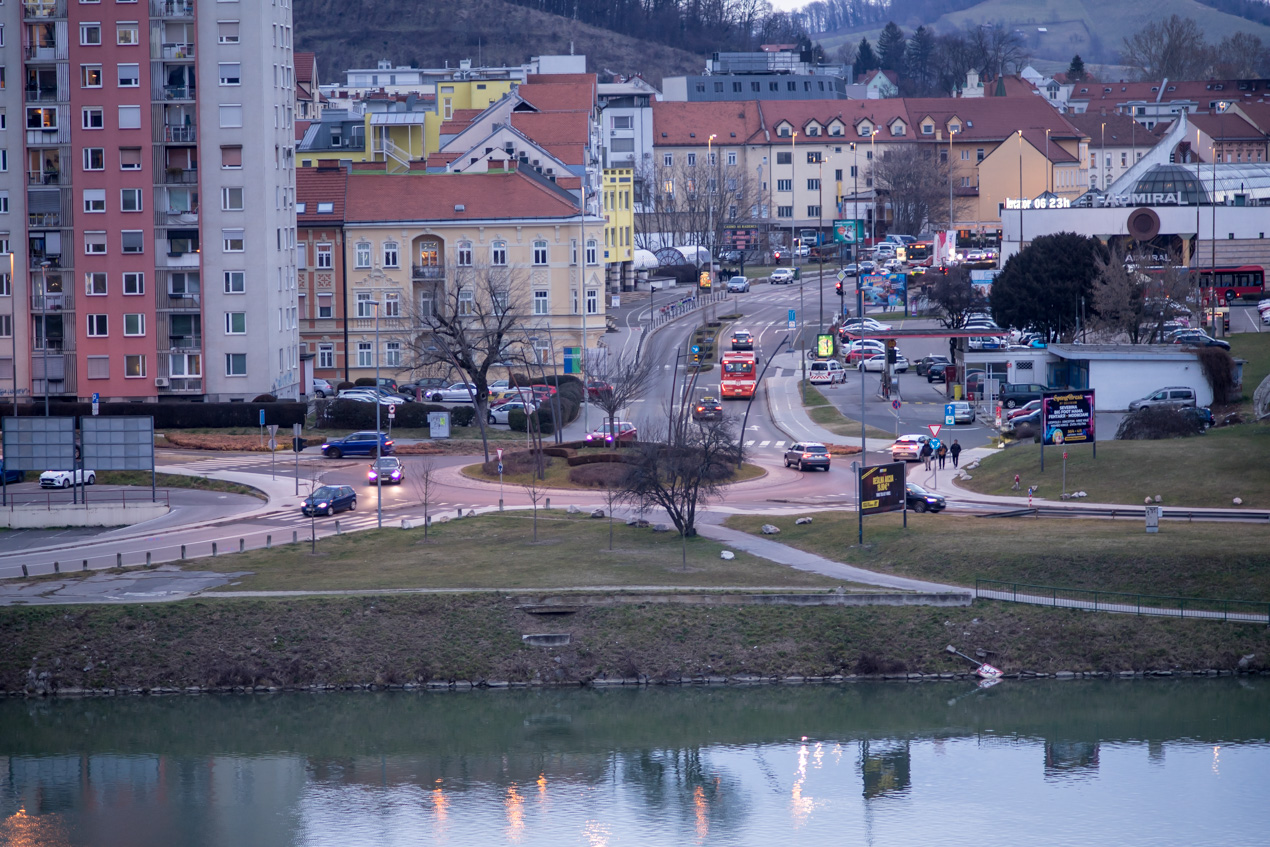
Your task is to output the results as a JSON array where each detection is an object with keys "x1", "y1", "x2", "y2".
[
  {"x1": 950, "y1": 439, "x2": 962, "y2": 468},
  {"x1": 920, "y1": 440, "x2": 934, "y2": 471},
  {"x1": 936, "y1": 442, "x2": 948, "y2": 469}
]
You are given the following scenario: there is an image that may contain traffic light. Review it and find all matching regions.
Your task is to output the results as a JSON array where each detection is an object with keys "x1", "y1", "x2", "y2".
[
  {"x1": 835, "y1": 280, "x2": 844, "y2": 296},
  {"x1": 773, "y1": 250, "x2": 782, "y2": 263},
  {"x1": 887, "y1": 348, "x2": 897, "y2": 364},
  {"x1": 292, "y1": 436, "x2": 306, "y2": 452}
]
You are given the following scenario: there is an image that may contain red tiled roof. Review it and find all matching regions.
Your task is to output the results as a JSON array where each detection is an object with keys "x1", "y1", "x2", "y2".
[
  {"x1": 904, "y1": 96, "x2": 1083, "y2": 142},
  {"x1": 652, "y1": 101, "x2": 766, "y2": 145},
  {"x1": 345, "y1": 170, "x2": 580, "y2": 223},
  {"x1": 1233, "y1": 101, "x2": 1270, "y2": 134},
  {"x1": 510, "y1": 112, "x2": 588, "y2": 164},
  {"x1": 294, "y1": 52, "x2": 316, "y2": 85},
  {"x1": 517, "y1": 80, "x2": 596, "y2": 113},
  {"x1": 524, "y1": 73, "x2": 595, "y2": 86},
  {"x1": 295, "y1": 119, "x2": 311, "y2": 142},
  {"x1": 1065, "y1": 112, "x2": 1145, "y2": 145},
  {"x1": 1187, "y1": 111, "x2": 1263, "y2": 140},
  {"x1": 297, "y1": 164, "x2": 348, "y2": 223}
]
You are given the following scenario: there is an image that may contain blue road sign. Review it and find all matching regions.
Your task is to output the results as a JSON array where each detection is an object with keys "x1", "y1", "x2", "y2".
[
  {"x1": 497, "y1": 463, "x2": 504, "y2": 474},
  {"x1": 691, "y1": 344, "x2": 700, "y2": 354},
  {"x1": 259, "y1": 409, "x2": 266, "y2": 426},
  {"x1": 892, "y1": 399, "x2": 901, "y2": 411},
  {"x1": 945, "y1": 403, "x2": 956, "y2": 426}
]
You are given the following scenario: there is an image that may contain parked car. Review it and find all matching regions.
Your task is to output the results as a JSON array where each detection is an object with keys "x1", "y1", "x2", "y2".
[
  {"x1": 858, "y1": 353, "x2": 909, "y2": 373},
  {"x1": 427, "y1": 383, "x2": 480, "y2": 402},
  {"x1": 844, "y1": 340, "x2": 887, "y2": 363},
  {"x1": 321, "y1": 431, "x2": 394, "y2": 459},
  {"x1": 730, "y1": 329, "x2": 754, "y2": 350},
  {"x1": 1180, "y1": 406, "x2": 1215, "y2": 430},
  {"x1": 769, "y1": 267, "x2": 795, "y2": 284},
  {"x1": 783, "y1": 441, "x2": 831, "y2": 471},
  {"x1": 585, "y1": 380, "x2": 613, "y2": 399},
  {"x1": 692, "y1": 396, "x2": 723, "y2": 420},
  {"x1": 1006, "y1": 399, "x2": 1042, "y2": 421},
  {"x1": 311, "y1": 378, "x2": 334, "y2": 398},
  {"x1": 0, "y1": 460, "x2": 24, "y2": 484},
  {"x1": 1171, "y1": 331, "x2": 1230, "y2": 350},
  {"x1": 842, "y1": 263, "x2": 861, "y2": 276},
  {"x1": 1002, "y1": 409, "x2": 1042, "y2": 438},
  {"x1": 1128, "y1": 386, "x2": 1198, "y2": 411},
  {"x1": 488, "y1": 399, "x2": 538, "y2": 425},
  {"x1": 301, "y1": 484, "x2": 357, "y2": 517},
  {"x1": 399, "y1": 378, "x2": 450, "y2": 398},
  {"x1": 890, "y1": 434, "x2": 930, "y2": 462},
  {"x1": 584, "y1": 421, "x2": 638, "y2": 444},
  {"x1": 841, "y1": 317, "x2": 893, "y2": 333},
  {"x1": 967, "y1": 336, "x2": 1004, "y2": 351},
  {"x1": 999, "y1": 382, "x2": 1048, "y2": 409},
  {"x1": 858, "y1": 260, "x2": 878, "y2": 273},
  {"x1": 948, "y1": 400, "x2": 975, "y2": 424},
  {"x1": 905, "y1": 482, "x2": 946, "y2": 513},
  {"x1": 40, "y1": 469, "x2": 96, "y2": 488},
  {"x1": 367, "y1": 457, "x2": 405, "y2": 485},
  {"x1": 915, "y1": 355, "x2": 951, "y2": 377},
  {"x1": 726, "y1": 275, "x2": 751, "y2": 293},
  {"x1": 809, "y1": 359, "x2": 847, "y2": 384}
]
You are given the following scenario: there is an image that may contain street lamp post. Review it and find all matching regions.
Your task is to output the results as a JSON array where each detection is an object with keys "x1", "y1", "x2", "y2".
[
  {"x1": 947, "y1": 127, "x2": 960, "y2": 249},
  {"x1": 1213, "y1": 101, "x2": 1230, "y2": 332},
  {"x1": 790, "y1": 131, "x2": 798, "y2": 271},
  {"x1": 1045, "y1": 128, "x2": 1052, "y2": 195},
  {"x1": 1017, "y1": 130, "x2": 1024, "y2": 258},
  {"x1": 40, "y1": 260, "x2": 51, "y2": 416},
  {"x1": 3, "y1": 253, "x2": 14, "y2": 417},
  {"x1": 817, "y1": 157, "x2": 824, "y2": 334},
  {"x1": 851, "y1": 142, "x2": 858, "y2": 317},
  {"x1": 367, "y1": 298, "x2": 383, "y2": 528},
  {"x1": 1100, "y1": 121, "x2": 1106, "y2": 190},
  {"x1": 707, "y1": 133, "x2": 717, "y2": 269}
]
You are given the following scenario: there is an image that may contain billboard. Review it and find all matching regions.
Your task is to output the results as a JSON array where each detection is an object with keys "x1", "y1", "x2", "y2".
[
  {"x1": 859, "y1": 461, "x2": 906, "y2": 515},
  {"x1": 1041, "y1": 390, "x2": 1095, "y2": 445},
  {"x1": 833, "y1": 219, "x2": 863, "y2": 244},
  {"x1": 723, "y1": 225, "x2": 760, "y2": 250},
  {"x1": 816, "y1": 334, "x2": 835, "y2": 358},
  {"x1": 81, "y1": 416, "x2": 155, "y2": 471}
]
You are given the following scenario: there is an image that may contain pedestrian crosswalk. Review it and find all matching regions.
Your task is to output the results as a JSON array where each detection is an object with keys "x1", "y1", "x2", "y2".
[
  {"x1": 746, "y1": 440, "x2": 787, "y2": 448},
  {"x1": 171, "y1": 455, "x2": 283, "y2": 472}
]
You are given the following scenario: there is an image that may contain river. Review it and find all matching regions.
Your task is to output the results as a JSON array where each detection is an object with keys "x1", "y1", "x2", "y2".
[{"x1": 2, "y1": 678, "x2": 1267, "y2": 845}]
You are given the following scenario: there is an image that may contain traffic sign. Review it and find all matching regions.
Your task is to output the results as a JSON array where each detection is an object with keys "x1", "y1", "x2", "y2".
[
  {"x1": 944, "y1": 403, "x2": 956, "y2": 426},
  {"x1": 691, "y1": 344, "x2": 701, "y2": 354},
  {"x1": 497, "y1": 448, "x2": 503, "y2": 460},
  {"x1": 267, "y1": 438, "x2": 277, "y2": 451},
  {"x1": 787, "y1": 308, "x2": 796, "y2": 330},
  {"x1": 91, "y1": 392, "x2": 100, "y2": 416},
  {"x1": 1063, "y1": 451, "x2": 1069, "y2": 460},
  {"x1": 267, "y1": 424, "x2": 278, "y2": 437},
  {"x1": 497, "y1": 462, "x2": 504, "y2": 475},
  {"x1": 259, "y1": 409, "x2": 266, "y2": 426},
  {"x1": 388, "y1": 404, "x2": 396, "y2": 419},
  {"x1": 891, "y1": 399, "x2": 901, "y2": 411},
  {"x1": 836, "y1": 269, "x2": 847, "y2": 282},
  {"x1": 927, "y1": 424, "x2": 942, "y2": 439}
]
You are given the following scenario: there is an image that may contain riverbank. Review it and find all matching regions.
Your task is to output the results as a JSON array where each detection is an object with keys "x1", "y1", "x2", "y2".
[{"x1": 5, "y1": 594, "x2": 1268, "y2": 696}]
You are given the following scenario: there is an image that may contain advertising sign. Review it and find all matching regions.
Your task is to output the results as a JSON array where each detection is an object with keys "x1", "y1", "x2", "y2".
[
  {"x1": 1041, "y1": 390, "x2": 1095, "y2": 445},
  {"x1": 859, "y1": 462, "x2": 906, "y2": 515},
  {"x1": 723, "y1": 225, "x2": 759, "y2": 250},
  {"x1": 833, "y1": 219, "x2": 863, "y2": 244},
  {"x1": 816, "y1": 334, "x2": 835, "y2": 358}
]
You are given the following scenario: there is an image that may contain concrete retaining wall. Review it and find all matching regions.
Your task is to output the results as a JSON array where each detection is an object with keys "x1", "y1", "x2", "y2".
[
  {"x1": 0, "y1": 503, "x2": 169, "y2": 529},
  {"x1": 519, "y1": 592, "x2": 973, "y2": 609}
]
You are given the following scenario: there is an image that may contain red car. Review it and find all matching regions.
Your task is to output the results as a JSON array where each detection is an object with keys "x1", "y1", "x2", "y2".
[
  {"x1": 1006, "y1": 399, "x2": 1042, "y2": 421},
  {"x1": 584, "y1": 421, "x2": 637, "y2": 444},
  {"x1": 586, "y1": 380, "x2": 613, "y2": 399}
]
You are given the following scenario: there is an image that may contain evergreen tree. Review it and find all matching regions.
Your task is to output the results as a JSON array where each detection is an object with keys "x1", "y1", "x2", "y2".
[
  {"x1": 1066, "y1": 54, "x2": 1086, "y2": 81},
  {"x1": 905, "y1": 25, "x2": 937, "y2": 94},
  {"x1": 877, "y1": 22, "x2": 907, "y2": 72},
  {"x1": 854, "y1": 37, "x2": 879, "y2": 77}
]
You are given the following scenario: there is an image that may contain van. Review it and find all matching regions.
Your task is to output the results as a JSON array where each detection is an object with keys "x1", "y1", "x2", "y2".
[
  {"x1": 873, "y1": 242, "x2": 897, "y2": 257},
  {"x1": 1128, "y1": 386, "x2": 1197, "y2": 411},
  {"x1": 808, "y1": 359, "x2": 846, "y2": 384}
]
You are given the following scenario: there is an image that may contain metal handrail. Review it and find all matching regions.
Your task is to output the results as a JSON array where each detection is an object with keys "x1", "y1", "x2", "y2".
[{"x1": 975, "y1": 578, "x2": 1270, "y2": 624}]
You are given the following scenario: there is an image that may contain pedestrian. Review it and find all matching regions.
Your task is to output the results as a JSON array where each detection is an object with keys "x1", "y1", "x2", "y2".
[
  {"x1": 950, "y1": 439, "x2": 961, "y2": 468},
  {"x1": 1012, "y1": 473, "x2": 1021, "y2": 490},
  {"x1": 936, "y1": 442, "x2": 948, "y2": 469},
  {"x1": 920, "y1": 440, "x2": 934, "y2": 470}
]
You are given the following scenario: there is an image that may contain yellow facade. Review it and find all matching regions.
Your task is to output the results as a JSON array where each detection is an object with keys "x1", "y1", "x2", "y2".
[
  {"x1": 436, "y1": 79, "x2": 515, "y2": 122},
  {"x1": 603, "y1": 168, "x2": 635, "y2": 265}
]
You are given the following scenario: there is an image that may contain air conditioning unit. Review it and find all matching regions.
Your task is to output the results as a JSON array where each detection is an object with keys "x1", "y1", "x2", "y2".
[{"x1": 154, "y1": 377, "x2": 169, "y2": 387}]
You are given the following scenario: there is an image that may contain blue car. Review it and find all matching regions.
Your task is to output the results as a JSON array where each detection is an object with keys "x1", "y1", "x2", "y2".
[
  {"x1": 321, "y1": 431, "x2": 393, "y2": 459},
  {"x1": 0, "y1": 460, "x2": 23, "y2": 484},
  {"x1": 301, "y1": 485, "x2": 357, "y2": 517}
]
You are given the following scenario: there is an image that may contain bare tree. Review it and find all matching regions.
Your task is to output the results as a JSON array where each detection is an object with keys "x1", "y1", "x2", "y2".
[
  {"x1": 1121, "y1": 15, "x2": 1212, "y2": 80},
  {"x1": 869, "y1": 144, "x2": 965, "y2": 235},
  {"x1": 394, "y1": 264, "x2": 531, "y2": 462},
  {"x1": 588, "y1": 349, "x2": 657, "y2": 447},
  {"x1": 1214, "y1": 33, "x2": 1270, "y2": 79},
  {"x1": 410, "y1": 457, "x2": 438, "y2": 541},
  {"x1": 634, "y1": 155, "x2": 763, "y2": 254},
  {"x1": 521, "y1": 469, "x2": 546, "y2": 542},
  {"x1": 618, "y1": 419, "x2": 740, "y2": 544},
  {"x1": 1092, "y1": 248, "x2": 1192, "y2": 344}
]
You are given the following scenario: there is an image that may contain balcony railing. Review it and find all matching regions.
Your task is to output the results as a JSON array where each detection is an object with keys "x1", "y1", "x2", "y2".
[
  {"x1": 32, "y1": 293, "x2": 73, "y2": 312},
  {"x1": 24, "y1": 86, "x2": 61, "y2": 103},
  {"x1": 163, "y1": 168, "x2": 198, "y2": 184},
  {"x1": 161, "y1": 85, "x2": 196, "y2": 102},
  {"x1": 158, "y1": 292, "x2": 200, "y2": 310},
  {"x1": 158, "y1": 377, "x2": 202, "y2": 392},
  {"x1": 28, "y1": 170, "x2": 62, "y2": 186},
  {"x1": 151, "y1": 0, "x2": 194, "y2": 18},
  {"x1": 28, "y1": 212, "x2": 61, "y2": 228},
  {"x1": 24, "y1": 44, "x2": 64, "y2": 62},
  {"x1": 26, "y1": 127, "x2": 70, "y2": 145},
  {"x1": 158, "y1": 43, "x2": 195, "y2": 60},
  {"x1": 166, "y1": 335, "x2": 202, "y2": 350},
  {"x1": 164, "y1": 124, "x2": 196, "y2": 143},
  {"x1": 29, "y1": 255, "x2": 63, "y2": 270},
  {"x1": 23, "y1": 0, "x2": 65, "y2": 20},
  {"x1": 33, "y1": 337, "x2": 71, "y2": 352},
  {"x1": 412, "y1": 264, "x2": 446, "y2": 280}
]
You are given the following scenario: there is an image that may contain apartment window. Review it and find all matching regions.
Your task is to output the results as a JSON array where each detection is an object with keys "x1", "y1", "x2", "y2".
[
  {"x1": 777, "y1": 152, "x2": 791, "y2": 165},
  {"x1": 222, "y1": 229, "x2": 244, "y2": 252},
  {"x1": 123, "y1": 272, "x2": 143, "y2": 294},
  {"x1": 85, "y1": 272, "x2": 106, "y2": 295},
  {"x1": 120, "y1": 147, "x2": 141, "y2": 170},
  {"x1": 776, "y1": 179, "x2": 792, "y2": 192},
  {"x1": 123, "y1": 313, "x2": 144, "y2": 336},
  {"x1": 807, "y1": 205, "x2": 821, "y2": 217},
  {"x1": 218, "y1": 21, "x2": 240, "y2": 44},
  {"x1": 491, "y1": 241, "x2": 507, "y2": 266},
  {"x1": 976, "y1": 148, "x2": 985, "y2": 162},
  {"x1": 83, "y1": 355, "x2": 110, "y2": 381},
  {"x1": 83, "y1": 189, "x2": 106, "y2": 213},
  {"x1": 224, "y1": 271, "x2": 245, "y2": 294},
  {"x1": 1121, "y1": 152, "x2": 1128, "y2": 167},
  {"x1": 83, "y1": 148, "x2": 105, "y2": 171},
  {"x1": 317, "y1": 343, "x2": 334, "y2": 368},
  {"x1": 307, "y1": 243, "x2": 328, "y2": 269},
  {"x1": 0, "y1": 317, "x2": 9, "y2": 340},
  {"x1": 81, "y1": 107, "x2": 103, "y2": 130},
  {"x1": 168, "y1": 272, "x2": 198, "y2": 297},
  {"x1": 125, "y1": 355, "x2": 147, "y2": 378},
  {"x1": 121, "y1": 231, "x2": 143, "y2": 254},
  {"x1": 533, "y1": 289, "x2": 549, "y2": 315},
  {"x1": 727, "y1": 151, "x2": 737, "y2": 166},
  {"x1": 458, "y1": 288, "x2": 474, "y2": 316},
  {"x1": 120, "y1": 188, "x2": 142, "y2": 212},
  {"x1": 585, "y1": 288, "x2": 598, "y2": 315},
  {"x1": 117, "y1": 64, "x2": 139, "y2": 87},
  {"x1": 225, "y1": 312, "x2": 246, "y2": 334},
  {"x1": 533, "y1": 240, "x2": 548, "y2": 265},
  {"x1": 117, "y1": 105, "x2": 140, "y2": 129},
  {"x1": 806, "y1": 152, "x2": 822, "y2": 164},
  {"x1": 221, "y1": 145, "x2": 242, "y2": 169},
  {"x1": 807, "y1": 178, "x2": 820, "y2": 190},
  {"x1": 354, "y1": 241, "x2": 371, "y2": 268},
  {"x1": 81, "y1": 65, "x2": 103, "y2": 88},
  {"x1": 687, "y1": 153, "x2": 697, "y2": 166},
  {"x1": 81, "y1": 24, "x2": 102, "y2": 46},
  {"x1": 225, "y1": 353, "x2": 246, "y2": 376},
  {"x1": 777, "y1": 206, "x2": 793, "y2": 218},
  {"x1": 663, "y1": 153, "x2": 673, "y2": 167},
  {"x1": 0, "y1": 274, "x2": 8, "y2": 297},
  {"x1": 116, "y1": 22, "x2": 139, "y2": 45},
  {"x1": 295, "y1": 243, "x2": 307, "y2": 269},
  {"x1": 169, "y1": 353, "x2": 200, "y2": 378},
  {"x1": 221, "y1": 187, "x2": 244, "y2": 211},
  {"x1": 219, "y1": 105, "x2": 243, "y2": 128},
  {"x1": 317, "y1": 294, "x2": 333, "y2": 319},
  {"x1": 385, "y1": 342, "x2": 401, "y2": 367},
  {"x1": 355, "y1": 292, "x2": 373, "y2": 318},
  {"x1": 85, "y1": 231, "x2": 107, "y2": 254},
  {"x1": 317, "y1": 202, "x2": 333, "y2": 214},
  {"x1": 218, "y1": 63, "x2": 241, "y2": 86},
  {"x1": 456, "y1": 241, "x2": 472, "y2": 266},
  {"x1": 611, "y1": 115, "x2": 632, "y2": 130},
  {"x1": 355, "y1": 343, "x2": 372, "y2": 368},
  {"x1": 86, "y1": 314, "x2": 108, "y2": 337}
]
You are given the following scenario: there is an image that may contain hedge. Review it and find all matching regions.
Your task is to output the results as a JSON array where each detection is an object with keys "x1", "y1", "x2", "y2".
[
  {"x1": 568, "y1": 464, "x2": 629, "y2": 487},
  {"x1": 565, "y1": 451, "x2": 635, "y2": 467},
  {"x1": 0, "y1": 401, "x2": 305, "y2": 429},
  {"x1": 315, "y1": 399, "x2": 475, "y2": 429}
]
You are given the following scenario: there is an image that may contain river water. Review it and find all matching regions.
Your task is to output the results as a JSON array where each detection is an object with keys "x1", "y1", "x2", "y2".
[{"x1": 2, "y1": 679, "x2": 1267, "y2": 846}]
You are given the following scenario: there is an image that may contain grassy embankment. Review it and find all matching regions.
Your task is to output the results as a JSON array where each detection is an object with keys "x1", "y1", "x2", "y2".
[
  {"x1": 802, "y1": 382, "x2": 900, "y2": 442},
  {"x1": 94, "y1": 471, "x2": 264, "y2": 499}
]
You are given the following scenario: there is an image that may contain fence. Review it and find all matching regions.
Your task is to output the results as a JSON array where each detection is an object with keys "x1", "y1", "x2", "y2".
[
  {"x1": 2, "y1": 488, "x2": 168, "y2": 509},
  {"x1": 649, "y1": 290, "x2": 729, "y2": 331},
  {"x1": 975, "y1": 579, "x2": 1270, "y2": 625}
]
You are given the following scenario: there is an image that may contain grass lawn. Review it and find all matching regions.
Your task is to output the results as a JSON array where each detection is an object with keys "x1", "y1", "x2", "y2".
[
  {"x1": 461, "y1": 454, "x2": 766, "y2": 489},
  {"x1": 199, "y1": 512, "x2": 841, "y2": 593},
  {"x1": 725, "y1": 511, "x2": 1270, "y2": 601},
  {"x1": 97, "y1": 471, "x2": 265, "y2": 499},
  {"x1": 802, "y1": 383, "x2": 897, "y2": 441},
  {"x1": 958, "y1": 424, "x2": 1270, "y2": 508},
  {"x1": 1230, "y1": 332, "x2": 1270, "y2": 412}
]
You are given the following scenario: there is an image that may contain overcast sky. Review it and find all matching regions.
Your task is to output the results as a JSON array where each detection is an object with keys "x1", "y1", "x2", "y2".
[{"x1": 767, "y1": 0, "x2": 806, "y2": 11}]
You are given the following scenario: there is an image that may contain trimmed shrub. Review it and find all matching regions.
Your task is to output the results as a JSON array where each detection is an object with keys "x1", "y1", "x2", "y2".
[
  {"x1": 316, "y1": 399, "x2": 449, "y2": 430},
  {"x1": 508, "y1": 408, "x2": 554, "y2": 435},
  {"x1": 336, "y1": 382, "x2": 355, "y2": 392},
  {"x1": 0, "y1": 401, "x2": 305, "y2": 429},
  {"x1": 569, "y1": 463, "x2": 629, "y2": 487},
  {"x1": 1116, "y1": 407, "x2": 1205, "y2": 440},
  {"x1": 354, "y1": 377, "x2": 378, "y2": 387},
  {"x1": 251, "y1": 394, "x2": 277, "y2": 403},
  {"x1": 566, "y1": 451, "x2": 634, "y2": 467},
  {"x1": 450, "y1": 406, "x2": 476, "y2": 427},
  {"x1": 480, "y1": 450, "x2": 550, "y2": 476},
  {"x1": 543, "y1": 446, "x2": 574, "y2": 459}
]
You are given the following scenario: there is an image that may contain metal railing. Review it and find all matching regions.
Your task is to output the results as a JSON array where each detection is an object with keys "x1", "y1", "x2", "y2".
[
  {"x1": 161, "y1": 86, "x2": 196, "y2": 102},
  {"x1": 975, "y1": 579, "x2": 1270, "y2": 625},
  {"x1": 151, "y1": 0, "x2": 194, "y2": 17},
  {"x1": 2, "y1": 488, "x2": 169, "y2": 510},
  {"x1": 412, "y1": 265, "x2": 445, "y2": 280},
  {"x1": 28, "y1": 212, "x2": 61, "y2": 228},
  {"x1": 31, "y1": 292, "x2": 73, "y2": 312},
  {"x1": 24, "y1": 87, "x2": 61, "y2": 103},
  {"x1": 23, "y1": 0, "x2": 65, "y2": 18},
  {"x1": 649, "y1": 290, "x2": 729, "y2": 330},
  {"x1": 158, "y1": 42, "x2": 195, "y2": 60},
  {"x1": 163, "y1": 124, "x2": 197, "y2": 142},
  {"x1": 28, "y1": 170, "x2": 62, "y2": 186},
  {"x1": 163, "y1": 168, "x2": 198, "y2": 184}
]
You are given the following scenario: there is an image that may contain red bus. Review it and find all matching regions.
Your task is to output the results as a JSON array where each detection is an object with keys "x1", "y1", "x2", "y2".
[
  {"x1": 720, "y1": 351, "x2": 757, "y2": 399},
  {"x1": 1192, "y1": 265, "x2": 1265, "y2": 304}
]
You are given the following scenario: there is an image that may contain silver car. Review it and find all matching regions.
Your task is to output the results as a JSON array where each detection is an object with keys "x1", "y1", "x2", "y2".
[
  {"x1": 948, "y1": 401, "x2": 975, "y2": 424},
  {"x1": 726, "y1": 275, "x2": 751, "y2": 293}
]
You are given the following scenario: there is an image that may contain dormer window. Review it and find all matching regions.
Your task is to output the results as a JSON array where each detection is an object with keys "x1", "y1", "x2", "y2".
[
  {"x1": 891, "y1": 121, "x2": 906, "y2": 136},
  {"x1": 807, "y1": 126, "x2": 820, "y2": 137},
  {"x1": 778, "y1": 125, "x2": 792, "y2": 138},
  {"x1": 857, "y1": 121, "x2": 872, "y2": 137},
  {"x1": 949, "y1": 123, "x2": 961, "y2": 134},
  {"x1": 922, "y1": 123, "x2": 934, "y2": 134}
]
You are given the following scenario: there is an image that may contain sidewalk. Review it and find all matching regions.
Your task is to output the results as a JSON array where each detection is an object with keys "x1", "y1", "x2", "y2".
[{"x1": 763, "y1": 356, "x2": 865, "y2": 448}]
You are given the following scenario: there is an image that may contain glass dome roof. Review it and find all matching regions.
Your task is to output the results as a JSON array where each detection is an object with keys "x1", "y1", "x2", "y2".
[{"x1": 1132, "y1": 165, "x2": 1209, "y2": 205}]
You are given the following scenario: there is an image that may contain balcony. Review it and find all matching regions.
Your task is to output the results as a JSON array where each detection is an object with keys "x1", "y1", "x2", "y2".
[
  {"x1": 163, "y1": 167, "x2": 198, "y2": 185},
  {"x1": 24, "y1": 86, "x2": 61, "y2": 103},
  {"x1": 29, "y1": 255, "x2": 63, "y2": 271},
  {"x1": 150, "y1": 0, "x2": 194, "y2": 18},
  {"x1": 158, "y1": 43, "x2": 195, "y2": 61},
  {"x1": 28, "y1": 212, "x2": 61, "y2": 228},
  {"x1": 161, "y1": 86, "x2": 196, "y2": 102},
  {"x1": 31, "y1": 292, "x2": 73, "y2": 312},
  {"x1": 33, "y1": 337, "x2": 72, "y2": 352},
  {"x1": 23, "y1": 0, "x2": 65, "y2": 20},
  {"x1": 166, "y1": 335, "x2": 202, "y2": 350},
  {"x1": 158, "y1": 291, "x2": 200, "y2": 310},
  {"x1": 24, "y1": 43, "x2": 64, "y2": 62},
  {"x1": 28, "y1": 170, "x2": 62, "y2": 186},
  {"x1": 27, "y1": 127, "x2": 70, "y2": 146},
  {"x1": 158, "y1": 377, "x2": 202, "y2": 392},
  {"x1": 412, "y1": 264, "x2": 446, "y2": 280},
  {"x1": 163, "y1": 124, "x2": 197, "y2": 143}
]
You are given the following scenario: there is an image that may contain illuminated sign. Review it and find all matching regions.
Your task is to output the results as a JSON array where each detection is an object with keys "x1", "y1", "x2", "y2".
[
  {"x1": 859, "y1": 461, "x2": 906, "y2": 515},
  {"x1": 1041, "y1": 390, "x2": 1095, "y2": 445},
  {"x1": 1005, "y1": 196, "x2": 1072, "y2": 210},
  {"x1": 816, "y1": 334, "x2": 835, "y2": 358}
]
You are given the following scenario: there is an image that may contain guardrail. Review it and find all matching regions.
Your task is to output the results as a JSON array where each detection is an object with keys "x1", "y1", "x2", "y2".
[
  {"x1": 649, "y1": 290, "x2": 729, "y2": 331},
  {"x1": 975, "y1": 578, "x2": 1270, "y2": 625},
  {"x1": 2, "y1": 488, "x2": 169, "y2": 509},
  {"x1": 978, "y1": 505, "x2": 1270, "y2": 522}
]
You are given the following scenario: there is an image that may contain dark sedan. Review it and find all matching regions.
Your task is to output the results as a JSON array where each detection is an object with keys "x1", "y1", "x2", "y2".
[
  {"x1": 692, "y1": 396, "x2": 723, "y2": 420},
  {"x1": 321, "y1": 431, "x2": 394, "y2": 459},
  {"x1": 905, "y1": 482, "x2": 946, "y2": 513},
  {"x1": 916, "y1": 355, "x2": 952, "y2": 378},
  {"x1": 301, "y1": 485, "x2": 357, "y2": 517}
]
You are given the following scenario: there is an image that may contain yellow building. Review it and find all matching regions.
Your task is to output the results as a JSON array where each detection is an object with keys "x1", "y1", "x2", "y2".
[{"x1": 603, "y1": 168, "x2": 635, "y2": 288}]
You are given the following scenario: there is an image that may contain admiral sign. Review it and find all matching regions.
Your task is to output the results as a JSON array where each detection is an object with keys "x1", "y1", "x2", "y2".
[
  {"x1": 1041, "y1": 390, "x2": 1095, "y2": 446},
  {"x1": 859, "y1": 461, "x2": 906, "y2": 515}
]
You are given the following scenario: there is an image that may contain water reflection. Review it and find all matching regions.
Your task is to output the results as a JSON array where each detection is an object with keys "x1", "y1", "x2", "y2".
[{"x1": 1, "y1": 679, "x2": 1267, "y2": 846}]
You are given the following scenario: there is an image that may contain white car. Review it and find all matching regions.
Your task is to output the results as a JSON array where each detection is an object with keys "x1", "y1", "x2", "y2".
[
  {"x1": 890, "y1": 434, "x2": 930, "y2": 462},
  {"x1": 40, "y1": 469, "x2": 96, "y2": 488},
  {"x1": 338, "y1": 390, "x2": 398, "y2": 406},
  {"x1": 427, "y1": 383, "x2": 479, "y2": 402},
  {"x1": 841, "y1": 317, "x2": 893, "y2": 333},
  {"x1": 769, "y1": 267, "x2": 795, "y2": 284},
  {"x1": 488, "y1": 399, "x2": 538, "y2": 425},
  {"x1": 858, "y1": 353, "x2": 909, "y2": 373}
]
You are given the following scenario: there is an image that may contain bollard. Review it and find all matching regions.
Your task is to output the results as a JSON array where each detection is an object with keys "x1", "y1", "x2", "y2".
[
  {"x1": 545, "y1": 497, "x2": 551, "y2": 509},
  {"x1": 239, "y1": 538, "x2": 245, "y2": 553},
  {"x1": 117, "y1": 553, "x2": 122, "y2": 568},
  {"x1": 335, "y1": 520, "x2": 341, "y2": 535},
  {"x1": 499, "y1": 499, "x2": 503, "y2": 512},
  {"x1": 53, "y1": 561, "x2": 59, "y2": 573},
  {"x1": 82, "y1": 560, "x2": 87, "y2": 571},
  {"x1": 292, "y1": 530, "x2": 298, "y2": 544},
  {"x1": 146, "y1": 552, "x2": 152, "y2": 567},
  {"x1": 425, "y1": 515, "x2": 431, "y2": 527},
  {"x1": 266, "y1": 534, "x2": 272, "y2": 549},
  {"x1": 180, "y1": 544, "x2": 186, "y2": 560},
  {"x1": 21, "y1": 564, "x2": 28, "y2": 577},
  {"x1": 212, "y1": 542, "x2": 217, "y2": 557},
  {"x1": 401, "y1": 519, "x2": 408, "y2": 530}
]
